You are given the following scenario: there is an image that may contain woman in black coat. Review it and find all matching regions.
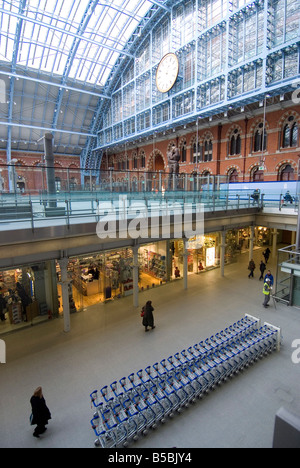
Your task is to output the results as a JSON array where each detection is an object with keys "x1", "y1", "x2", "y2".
[
  {"x1": 142, "y1": 300, "x2": 155, "y2": 332},
  {"x1": 30, "y1": 386, "x2": 51, "y2": 438}
]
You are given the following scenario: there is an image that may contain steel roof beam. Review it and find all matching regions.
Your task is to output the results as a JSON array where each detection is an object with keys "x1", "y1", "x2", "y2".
[
  {"x1": 52, "y1": 0, "x2": 100, "y2": 130},
  {"x1": 0, "y1": 120, "x2": 96, "y2": 138},
  {"x1": 0, "y1": 70, "x2": 110, "y2": 100},
  {"x1": 0, "y1": 6, "x2": 135, "y2": 59}
]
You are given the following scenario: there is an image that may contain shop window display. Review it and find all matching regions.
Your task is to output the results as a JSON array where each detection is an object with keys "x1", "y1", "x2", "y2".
[
  {"x1": 0, "y1": 264, "x2": 53, "y2": 334},
  {"x1": 172, "y1": 236, "x2": 219, "y2": 276},
  {"x1": 66, "y1": 249, "x2": 135, "y2": 308}
]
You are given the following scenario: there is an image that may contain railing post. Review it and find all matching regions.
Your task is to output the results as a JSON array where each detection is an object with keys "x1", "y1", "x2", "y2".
[
  {"x1": 65, "y1": 200, "x2": 70, "y2": 227},
  {"x1": 29, "y1": 200, "x2": 34, "y2": 232},
  {"x1": 279, "y1": 193, "x2": 282, "y2": 211}
]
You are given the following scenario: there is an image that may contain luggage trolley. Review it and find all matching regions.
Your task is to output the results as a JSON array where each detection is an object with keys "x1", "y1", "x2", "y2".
[
  {"x1": 122, "y1": 396, "x2": 150, "y2": 438},
  {"x1": 149, "y1": 382, "x2": 174, "y2": 420},
  {"x1": 177, "y1": 366, "x2": 199, "y2": 403},
  {"x1": 91, "y1": 413, "x2": 113, "y2": 448},
  {"x1": 157, "y1": 378, "x2": 183, "y2": 415},
  {"x1": 133, "y1": 392, "x2": 156, "y2": 433},
  {"x1": 212, "y1": 349, "x2": 233, "y2": 381},
  {"x1": 90, "y1": 390, "x2": 103, "y2": 411},
  {"x1": 180, "y1": 363, "x2": 203, "y2": 399},
  {"x1": 144, "y1": 363, "x2": 160, "y2": 382},
  {"x1": 112, "y1": 402, "x2": 137, "y2": 447},
  {"x1": 189, "y1": 358, "x2": 211, "y2": 397},
  {"x1": 166, "y1": 372, "x2": 190, "y2": 409},
  {"x1": 100, "y1": 385, "x2": 116, "y2": 406},
  {"x1": 93, "y1": 406, "x2": 127, "y2": 448}
]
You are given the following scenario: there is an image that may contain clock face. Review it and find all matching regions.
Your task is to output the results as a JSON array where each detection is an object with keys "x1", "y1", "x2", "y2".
[{"x1": 155, "y1": 53, "x2": 179, "y2": 93}]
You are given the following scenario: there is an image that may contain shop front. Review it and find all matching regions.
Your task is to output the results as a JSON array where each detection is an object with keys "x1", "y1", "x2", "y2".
[{"x1": 0, "y1": 261, "x2": 58, "y2": 335}]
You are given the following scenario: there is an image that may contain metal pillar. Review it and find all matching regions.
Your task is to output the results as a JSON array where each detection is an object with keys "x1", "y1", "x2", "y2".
[
  {"x1": 272, "y1": 229, "x2": 278, "y2": 260},
  {"x1": 220, "y1": 231, "x2": 226, "y2": 277},
  {"x1": 58, "y1": 257, "x2": 70, "y2": 333},
  {"x1": 132, "y1": 245, "x2": 139, "y2": 308},
  {"x1": 44, "y1": 133, "x2": 56, "y2": 207},
  {"x1": 183, "y1": 239, "x2": 188, "y2": 290},
  {"x1": 249, "y1": 225, "x2": 254, "y2": 261}
]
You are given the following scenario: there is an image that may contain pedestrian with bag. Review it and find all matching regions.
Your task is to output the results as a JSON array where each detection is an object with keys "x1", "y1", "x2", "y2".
[
  {"x1": 141, "y1": 300, "x2": 155, "y2": 332},
  {"x1": 30, "y1": 386, "x2": 52, "y2": 438}
]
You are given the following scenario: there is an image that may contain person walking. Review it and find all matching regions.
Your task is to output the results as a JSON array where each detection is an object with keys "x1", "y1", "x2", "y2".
[
  {"x1": 248, "y1": 259, "x2": 256, "y2": 278},
  {"x1": 30, "y1": 386, "x2": 52, "y2": 438},
  {"x1": 259, "y1": 260, "x2": 266, "y2": 281},
  {"x1": 263, "y1": 247, "x2": 271, "y2": 264},
  {"x1": 262, "y1": 278, "x2": 272, "y2": 308},
  {"x1": 142, "y1": 300, "x2": 155, "y2": 332}
]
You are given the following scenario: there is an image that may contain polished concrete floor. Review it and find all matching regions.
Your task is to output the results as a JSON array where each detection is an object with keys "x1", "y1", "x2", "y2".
[{"x1": 1, "y1": 247, "x2": 299, "y2": 448}]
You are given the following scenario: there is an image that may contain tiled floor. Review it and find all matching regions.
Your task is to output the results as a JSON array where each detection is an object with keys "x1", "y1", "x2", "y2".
[{"x1": 1, "y1": 247, "x2": 299, "y2": 448}]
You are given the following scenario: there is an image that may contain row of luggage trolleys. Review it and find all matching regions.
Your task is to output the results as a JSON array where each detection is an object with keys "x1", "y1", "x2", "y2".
[{"x1": 90, "y1": 314, "x2": 281, "y2": 448}]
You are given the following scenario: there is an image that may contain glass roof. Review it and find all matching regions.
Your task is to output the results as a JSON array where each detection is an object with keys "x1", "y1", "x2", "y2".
[{"x1": 0, "y1": 0, "x2": 154, "y2": 87}]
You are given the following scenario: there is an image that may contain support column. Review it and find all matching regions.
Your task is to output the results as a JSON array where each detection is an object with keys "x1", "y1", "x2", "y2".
[
  {"x1": 58, "y1": 257, "x2": 70, "y2": 333},
  {"x1": 132, "y1": 245, "x2": 139, "y2": 308},
  {"x1": 220, "y1": 231, "x2": 226, "y2": 277},
  {"x1": 183, "y1": 239, "x2": 188, "y2": 290},
  {"x1": 44, "y1": 133, "x2": 56, "y2": 207},
  {"x1": 166, "y1": 240, "x2": 172, "y2": 282},
  {"x1": 249, "y1": 226, "x2": 254, "y2": 261},
  {"x1": 272, "y1": 229, "x2": 278, "y2": 260}
]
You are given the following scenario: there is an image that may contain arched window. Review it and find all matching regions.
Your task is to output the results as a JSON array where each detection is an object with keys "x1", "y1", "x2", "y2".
[
  {"x1": 204, "y1": 138, "x2": 213, "y2": 161},
  {"x1": 192, "y1": 141, "x2": 201, "y2": 163},
  {"x1": 250, "y1": 166, "x2": 264, "y2": 182},
  {"x1": 140, "y1": 150, "x2": 146, "y2": 168},
  {"x1": 278, "y1": 164, "x2": 294, "y2": 181},
  {"x1": 229, "y1": 129, "x2": 241, "y2": 155},
  {"x1": 228, "y1": 168, "x2": 238, "y2": 182},
  {"x1": 253, "y1": 122, "x2": 267, "y2": 152},
  {"x1": 282, "y1": 116, "x2": 298, "y2": 148},
  {"x1": 181, "y1": 140, "x2": 187, "y2": 162},
  {"x1": 55, "y1": 177, "x2": 61, "y2": 191}
]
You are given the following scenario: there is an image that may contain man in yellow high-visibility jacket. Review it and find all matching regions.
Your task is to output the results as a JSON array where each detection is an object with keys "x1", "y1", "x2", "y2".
[{"x1": 263, "y1": 278, "x2": 272, "y2": 308}]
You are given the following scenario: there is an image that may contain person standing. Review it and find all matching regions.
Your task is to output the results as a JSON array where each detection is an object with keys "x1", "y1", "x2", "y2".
[
  {"x1": 262, "y1": 278, "x2": 272, "y2": 308},
  {"x1": 248, "y1": 259, "x2": 256, "y2": 278},
  {"x1": 264, "y1": 269, "x2": 274, "y2": 286},
  {"x1": 16, "y1": 282, "x2": 31, "y2": 322},
  {"x1": 30, "y1": 387, "x2": 52, "y2": 438},
  {"x1": 142, "y1": 300, "x2": 155, "y2": 332},
  {"x1": 259, "y1": 260, "x2": 266, "y2": 281},
  {"x1": 0, "y1": 291, "x2": 7, "y2": 321}
]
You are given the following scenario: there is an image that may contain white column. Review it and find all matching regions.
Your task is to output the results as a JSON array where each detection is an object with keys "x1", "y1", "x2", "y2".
[
  {"x1": 58, "y1": 257, "x2": 70, "y2": 333},
  {"x1": 132, "y1": 245, "x2": 139, "y2": 308},
  {"x1": 249, "y1": 226, "x2": 254, "y2": 261},
  {"x1": 220, "y1": 231, "x2": 226, "y2": 277},
  {"x1": 183, "y1": 239, "x2": 188, "y2": 290},
  {"x1": 272, "y1": 229, "x2": 278, "y2": 260}
]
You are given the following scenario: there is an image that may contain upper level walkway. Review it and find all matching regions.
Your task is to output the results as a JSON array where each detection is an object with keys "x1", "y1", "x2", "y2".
[{"x1": 0, "y1": 187, "x2": 298, "y2": 268}]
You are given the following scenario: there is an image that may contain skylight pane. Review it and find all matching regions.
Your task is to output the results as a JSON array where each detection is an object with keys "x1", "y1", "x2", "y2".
[{"x1": 1, "y1": 0, "x2": 155, "y2": 86}]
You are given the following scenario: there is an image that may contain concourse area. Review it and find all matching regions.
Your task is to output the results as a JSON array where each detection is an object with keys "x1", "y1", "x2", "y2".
[{"x1": 1, "y1": 245, "x2": 299, "y2": 448}]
